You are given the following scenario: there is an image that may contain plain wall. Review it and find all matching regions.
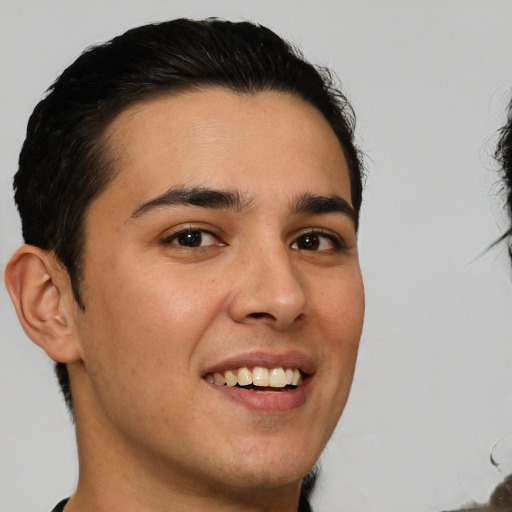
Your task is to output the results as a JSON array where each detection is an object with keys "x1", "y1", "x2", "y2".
[{"x1": 1, "y1": 1, "x2": 512, "y2": 511}]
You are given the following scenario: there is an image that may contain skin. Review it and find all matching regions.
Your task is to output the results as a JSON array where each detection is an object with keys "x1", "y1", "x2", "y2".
[{"x1": 6, "y1": 88, "x2": 364, "y2": 512}]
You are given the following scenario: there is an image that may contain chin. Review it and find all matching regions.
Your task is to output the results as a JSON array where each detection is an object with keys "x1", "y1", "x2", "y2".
[
  {"x1": 216, "y1": 439, "x2": 320, "y2": 490},
  {"x1": 209, "y1": 467, "x2": 308, "y2": 501}
]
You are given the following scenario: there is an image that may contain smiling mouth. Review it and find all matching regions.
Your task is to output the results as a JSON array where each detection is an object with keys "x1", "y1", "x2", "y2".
[{"x1": 204, "y1": 367, "x2": 304, "y2": 391}]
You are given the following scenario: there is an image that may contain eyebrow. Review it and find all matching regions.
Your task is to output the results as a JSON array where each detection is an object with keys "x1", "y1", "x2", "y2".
[
  {"x1": 130, "y1": 186, "x2": 251, "y2": 218},
  {"x1": 291, "y1": 193, "x2": 355, "y2": 221},
  {"x1": 129, "y1": 186, "x2": 354, "y2": 223}
]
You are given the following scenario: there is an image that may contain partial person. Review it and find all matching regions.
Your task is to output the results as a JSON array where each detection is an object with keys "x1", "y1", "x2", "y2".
[
  {"x1": 4, "y1": 18, "x2": 365, "y2": 512},
  {"x1": 443, "y1": 101, "x2": 512, "y2": 512}
]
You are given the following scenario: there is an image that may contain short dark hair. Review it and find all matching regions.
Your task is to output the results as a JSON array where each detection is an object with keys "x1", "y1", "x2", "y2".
[
  {"x1": 13, "y1": 18, "x2": 364, "y2": 412},
  {"x1": 496, "y1": 99, "x2": 512, "y2": 252}
]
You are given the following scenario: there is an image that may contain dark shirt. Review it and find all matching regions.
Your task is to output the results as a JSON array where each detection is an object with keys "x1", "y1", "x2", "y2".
[
  {"x1": 51, "y1": 499, "x2": 68, "y2": 512},
  {"x1": 51, "y1": 494, "x2": 313, "y2": 511}
]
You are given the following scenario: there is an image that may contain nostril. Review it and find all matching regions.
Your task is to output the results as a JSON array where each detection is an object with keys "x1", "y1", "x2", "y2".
[{"x1": 249, "y1": 312, "x2": 276, "y2": 320}]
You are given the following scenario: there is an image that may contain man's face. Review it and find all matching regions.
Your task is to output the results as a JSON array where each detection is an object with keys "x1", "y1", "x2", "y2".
[{"x1": 71, "y1": 89, "x2": 364, "y2": 495}]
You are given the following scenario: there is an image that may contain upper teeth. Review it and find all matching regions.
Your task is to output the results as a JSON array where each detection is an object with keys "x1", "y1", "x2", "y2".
[{"x1": 204, "y1": 367, "x2": 303, "y2": 388}]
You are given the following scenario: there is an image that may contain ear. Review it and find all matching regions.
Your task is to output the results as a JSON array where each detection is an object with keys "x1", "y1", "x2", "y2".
[{"x1": 4, "y1": 245, "x2": 82, "y2": 363}]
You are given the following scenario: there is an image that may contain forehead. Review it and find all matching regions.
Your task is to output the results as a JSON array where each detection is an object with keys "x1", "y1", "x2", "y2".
[{"x1": 98, "y1": 88, "x2": 351, "y2": 209}]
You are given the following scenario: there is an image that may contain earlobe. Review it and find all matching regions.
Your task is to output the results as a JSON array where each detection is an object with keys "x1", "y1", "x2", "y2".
[{"x1": 4, "y1": 245, "x2": 82, "y2": 363}]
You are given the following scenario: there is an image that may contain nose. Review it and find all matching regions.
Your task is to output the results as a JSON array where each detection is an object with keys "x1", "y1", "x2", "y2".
[{"x1": 227, "y1": 243, "x2": 309, "y2": 329}]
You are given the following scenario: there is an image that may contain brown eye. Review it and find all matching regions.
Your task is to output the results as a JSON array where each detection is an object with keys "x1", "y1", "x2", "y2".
[
  {"x1": 295, "y1": 233, "x2": 320, "y2": 250},
  {"x1": 291, "y1": 231, "x2": 341, "y2": 251},
  {"x1": 164, "y1": 229, "x2": 221, "y2": 248},
  {"x1": 177, "y1": 230, "x2": 203, "y2": 247}
]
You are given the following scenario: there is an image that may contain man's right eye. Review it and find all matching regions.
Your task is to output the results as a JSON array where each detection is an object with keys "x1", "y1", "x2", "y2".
[{"x1": 162, "y1": 228, "x2": 222, "y2": 248}]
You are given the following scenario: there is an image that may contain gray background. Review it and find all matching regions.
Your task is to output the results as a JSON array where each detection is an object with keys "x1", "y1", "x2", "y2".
[{"x1": 1, "y1": 1, "x2": 512, "y2": 511}]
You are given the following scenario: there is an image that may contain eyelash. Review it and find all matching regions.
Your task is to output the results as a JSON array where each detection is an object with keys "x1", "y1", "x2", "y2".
[
  {"x1": 291, "y1": 229, "x2": 346, "y2": 252},
  {"x1": 160, "y1": 226, "x2": 224, "y2": 248}
]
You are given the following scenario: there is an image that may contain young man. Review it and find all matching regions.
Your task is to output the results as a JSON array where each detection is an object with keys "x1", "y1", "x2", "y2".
[{"x1": 4, "y1": 19, "x2": 365, "y2": 512}]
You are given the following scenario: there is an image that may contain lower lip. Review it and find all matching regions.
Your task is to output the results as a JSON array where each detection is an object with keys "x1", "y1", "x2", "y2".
[{"x1": 204, "y1": 377, "x2": 312, "y2": 413}]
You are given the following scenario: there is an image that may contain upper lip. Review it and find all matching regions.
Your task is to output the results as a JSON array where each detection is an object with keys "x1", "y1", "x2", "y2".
[{"x1": 201, "y1": 350, "x2": 315, "y2": 377}]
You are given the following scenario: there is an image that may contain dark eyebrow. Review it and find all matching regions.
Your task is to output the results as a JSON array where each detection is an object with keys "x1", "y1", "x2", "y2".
[
  {"x1": 129, "y1": 186, "x2": 251, "y2": 218},
  {"x1": 291, "y1": 193, "x2": 355, "y2": 221}
]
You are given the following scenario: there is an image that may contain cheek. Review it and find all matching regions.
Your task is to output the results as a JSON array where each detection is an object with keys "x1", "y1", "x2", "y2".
[
  {"x1": 311, "y1": 271, "x2": 364, "y2": 411},
  {"x1": 314, "y1": 272, "x2": 365, "y2": 355},
  {"x1": 303, "y1": 274, "x2": 364, "y2": 445},
  {"x1": 79, "y1": 263, "x2": 227, "y2": 382},
  {"x1": 75, "y1": 265, "x2": 230, "y2": 436}
]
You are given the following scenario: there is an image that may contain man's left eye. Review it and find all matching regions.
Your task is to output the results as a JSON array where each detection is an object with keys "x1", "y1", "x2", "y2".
[
  {"x1": 166, "y1": 229, "x2": 220, "y2": 248},
  {"x1": 291, "y1": 232, "x2": 338, "y2": 251}
]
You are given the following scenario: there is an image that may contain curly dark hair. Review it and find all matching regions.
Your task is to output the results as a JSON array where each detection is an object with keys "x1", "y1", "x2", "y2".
[{"x1": 496, "y1": 100, "x2": 512, "y2": 254}]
